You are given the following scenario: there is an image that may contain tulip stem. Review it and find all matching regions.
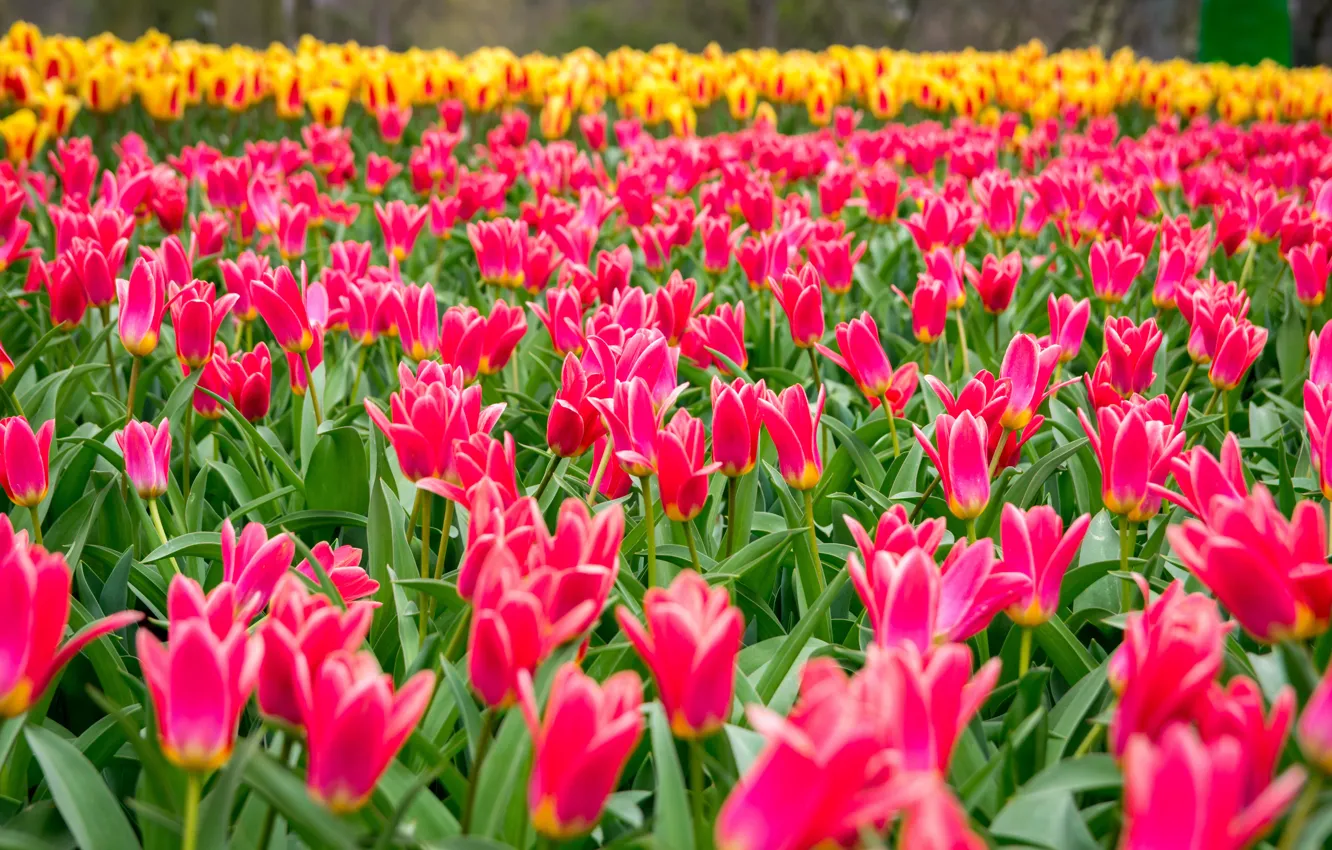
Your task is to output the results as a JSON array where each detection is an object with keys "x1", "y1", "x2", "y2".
[
  {"x1": 689, "y1": 739, "x2": 707, "y2": 850},
  {"x1": 1277, "y1": 771, "x2": 1322, "y2": 850},
  {"x1": 1017, "y1": 627, "x2": 1033, "y2": 678},
  {"x1": 1223, "y1": 390, "x2": 1231, "y2": 435},
  {"x1": 802, "y1": 489, "x2": 830, "y2": 641},
  {"x1": 148, "y1": 499, "x2": 180, "y2": 577},
  {"x1": 301, "y1": 352, "x2": 323, "y2": 426},
  {"x1": 683, "y1": 521, "x2": 701, "y2": 573},
  {"x1": 1238, "y1": 241, "x2": 1258, "y2": 292},
  {"x1": 1072, "y1": 723, "x2": 1104, "y2": 758},
  {"x1": 426, "y1": 497, "x2": 455, "y2": 627},
  {"x1": 1049, "y1": 361, "x2": 1063, "y2": 404},
  {"x1": 182, "y1": 405, "x2": 193, "y2": 506},
  {"x1": 641, "y1": 476, "x2": 659, "y2": 588},
  {"x1": 461, "y1": 709, "x2": 499, "y2": 834},
  {"x1": 587, "y1": 441, "x2": 612, "y2": 505},
  {"x1": 955, "y1": 308, "x2": 970, "y2": 376},
  {"x1": 881, "y1": 395, "x2": 900, "y2": 457},
  {"x1": 533, "y1": 457, "x2": 558, "y2": 502},
  {"x1": 922, "y1": 344, "x2": 931, "y2": 376},
  {"x1": 966, "y1": 518, "x2": 977, "y2": 543},
  {"x1": 182, "y1": 772, "x2": 202, "y2": 850},
  {"x1": 349, "y1": 345, "x2": 368, "y2": 407},
  {"x1": 908, "y1": 478, "x2": 940, "y2": 523},
  {"x1": 1171, "y1": 361, "x2": 1197, "y2": 409},
  {"x1": 1119, "y1": 515, "x2": 1136, "y2": 612},
  {"x1": 125, "y1": 356, "x2": 141, "y2": 426},
  {"x1": 418, "y1": 493, "x2": 433, "y2": 635},
  {"x1": 810, "y1": 349, "x2": 828, "y2": 460},
  {"x1": 987, "y1": 427, "x2": 1008, "y2": 478},
  {"x1": 724, "y1": 476, "x2": 740, "y2": 558},
  {"x1": 443, "y1": 607, "x2": 471, "y2": 663},
  {"x1": 100, "y1": 306, "x2": 122, "y2": 399},
  {"x1": 254, "y1": 736, "x2": 296, "y2": 850},
  {"x1": 26, "y1": 505, "x2": 41, "y2": 547},
  {"x1": 992, "y1": 312, "x2": 1000, "y2": 353}
]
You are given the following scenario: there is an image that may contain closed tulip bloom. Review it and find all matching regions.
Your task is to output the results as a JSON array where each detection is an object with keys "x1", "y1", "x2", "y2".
[
  {"x1": 519, "y1": 664, "x2": 644, "y2": 840},
  {"x1": 275, "y1": 203, "x2": 310, "y2": 261},
  {"x1": 616, "y1": 571, "x2": 742, "y2": 739},
  {"x1": 116, "y1": 418, "x2": 171, "y2": 500},
  {"x1": 170, "y1": 281, "x2": 238, "y2": 368},
  {"x1": 296, "y1": 542, "x2": 379, "y2": 603},
  {"x1": 1046, "y1": 293, "x2": 1091, "y2": 364},
  {"x1": 1309, "y1": 321, "x2": 1332, "y2": 388},
  {"x1": 0, "y1": 519, "x2": 143, "y2": 716},
  {"x1": 806, "y1": 234, "x2": 866, "y2": 296},
  {"x1": 589, "y1": 437, "x2": 633, "y2": 500},
  {"x1": 818, "y1": 312, "x2": 918, "y2": 407},
  {"x1": 189, "y1": 343, "x2": 233, "y2": 419},
  {"x1": 218, "y1": 251, "x2": 268, "y2": 322},
  {"x1": 1208, "y1": 315, "x2": 1267, "y2": 391},
  {"x1": 479, "y1": 299, "x2": 528, "y2": 375},
  {"x1": 229, "y1": 343, "x2": 272, "y2": 421},
  {"x1": 138, "y1": 588, "x2": 262, "y2": 772},
  {"x1": 686, "y1": 302, "x2": 748, "y2": 373},
  {"x1": 374, "y1": 200, "x2": 429, "y2": 262},
  {"x1": 397, "y1": 284, "x2": 439, "y2": 361},
  {"x1": 656, "y1": 410, "x2": 721, "y2": 522},
  {"x1": 68, "y1": 236, "x2": 126, "y2": 308},
  {"x1": 1090, "y1": 238, "x2": 1145, "y2": 303},
  {"x1": 998, "y1": 505, "x2": 1091, "y2": 626},
  {"x1": 1157, "y1": 433, "x2": 1248, "y2": 523},
  {"x1": 923, "y1": 246, "x2": 967, "y2": 308},
  {"x1": 1288, "y1": 242, "x2": 1329, "y2": 308},
  {"x1": 1103, "y1": 316, "x2": 1164, "y2": 397},
  {"x1": 770, "y1": 264, "x2": 824, "y2": 348},
  {"x1": 1108, "y1": 576, "x2": 1229, "y2": 754},
  {"x1": 1178, "y1": 275, "x2": 1249, "y2": 365},
  {"x1": 547, "y1": 354, "x2": 608, "y2": 458},
  {"x1": 1152, "y1": 244, "x2": 1192, "y2": 310},
  {"x1": 590, "y1": 377, "x2": 677, "y2": 477},
  {"x1": 0, "y1": 417, "x2": 53, "y2": 508},
  {"x1": 894, "y1": 276, "x2": 948, "y2": 344},
  {"x1": 710, "y1": 377, "x2": 765, "y2": 477},
  {"x1": 698, "y1": 214, "x2": 746, "y2": 274},
  {"x1": 914, "y1": 412, "x2": 990, "y2": 520},
  {"x1": 467, "y1": 218, "x2": 527, "y2": 287},
  {"x1": 848, "y1": 540, "x2": 1027, "y2": 652},
  {"x1": 844, "y1": 506, "x2": 946, "y2": 562},
  {"x1": 252, "y1": 266, "x2": 315, "y2": 353},
  {"x1": 1299, "y1": 665, "x2": 1332, "y2": 773},
  {"x1": 256, "y1": 575, "x2": 374, "y2": 729},
  {"x1": 1121, "y1": 724, "x2": 1305, "y2": 850},
  {"x1": 532, "y1": 287, "x2": 586, "y2": 355},
  {"x1": 759, "y1": 384, "x2": 825, "y2": 490},
  {"x1": 1167, "y1": 487, "x2": 1330, "y2": 642},
  {"x1": 301, "y1": 651, "x2": 435, "y2": 813},
  {"x1": 221, "y1": 519, "x2": 295, "y2": 618},
  {"x1": 1079, "y1": 397, "x2": 1186, "y2": 521},
  {"x1": 998, "y1": 333, "x2": 1061, "y2": 430},
  {"x1": 47, "y1": 260, "x2": 87, "y2": 330},
  {"x1": 438, "y1": 305, "x2": 487, "y2": 382},
  {"x1": 965, "y1": 251, "x2": 1021, "y2": 313}
]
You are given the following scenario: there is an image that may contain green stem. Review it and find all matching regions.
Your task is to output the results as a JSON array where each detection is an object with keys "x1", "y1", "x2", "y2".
[
  {"x1": 641, "y1": 476, "x2": 658, "y2": 588},
  {"x1": 349, "y1": 344, "x2": 368, "y2": 407},
  {"x1": 1018, "y1": 627, "x2": 1033, "y2": 678},
  {"x1": 587, "y1": 439, "x2": 612, "y2": 505},
  {"x1": 1277, "y1": 771, "x2": 1323, "y2": 850},
  {"x1": 1049, "y1": 361, "x2": 1064, "y2": 404},
  {"x1": 810, "y1": 348, "x2": 827, "y2": 460},
  {"x1": 908, "y1": 477, "x2": 940, "y2": 523},
  {"x1": 724, "y1": 476, "x2": 739, "y2": 558},
  {"x1": 689, "y1": 739, "x2": 707, "y2": 850},
  {"x1": 533, "y1": 457, "x2": 558, "y2": 501},
  {"x1": 802, "y1": 489, "x2": 830, "y2": 640},
  {"x1": 838, "y1": 291, "x2": 847, "y2": 323},
  {"x1": 443, "y1": 607, "x2": 471, "y2": 663},
  {"x1": 182, "y1": 405, "x2": 193, "y2": 506},
  {"x1": 1171, "y1": 361, "x2": 1197, "y2": 409},
  {"x1": 882, "y1": 395, "x2": 900, "y2": 457},
  {"x1": 966, "y1": 518, "x2": 977, "y2": 543},
  {"x1": 992, "y1": 311, "x2": 1000, "y2": 353},
  {"x1": 100, "y1": 306, "x2": 122, "y2": 399},
  {"x1": 182, "y1": 772, "x2": 202, "y2": 850},
  {"x1": 27, "y1": 505, "x2": 42, "y2": 547},
  {"x1": 418, "y1": 493, "x2": 433, "y2": 635},
  {"x1": 425, "y1": 497, "x2": 455, "y2": 626},
  {"x1": 922, "y1": 344, "x2": 931, "y2": 376},
  {"x1": 302, "y1": 352, "x2": 323, "y2": 426},
  {"x1": 254, "y1": 736, "x2": 296, "y2": 850},
  {"x1": 1119, "y1": 514, "x2": 1135, "y2": 612},
  {"x1": 683, "y1": 521, "x2": 701, "y2": 573},
  {"x1": 987, "y1": 427, "x2": 1009, "y2": 479},
  {"x1": 955, "y1": 308, "x2": 970, "y2": 375},
  {"x1": 1238, "y1": 241, "x2": 1258, "y2": 292},
  {"x1": 461, "y1": 709, "x2": 499, "y2": 834},
  {"x1": 1072, "y1": 723, "x2": 1104, "y2": 758},
  {"x1": 1223, "y1": 389, "x2": 1231, "y2": 435},
  {"x1": 148, "y1": 499, "x2": 181, "y2": 577}
]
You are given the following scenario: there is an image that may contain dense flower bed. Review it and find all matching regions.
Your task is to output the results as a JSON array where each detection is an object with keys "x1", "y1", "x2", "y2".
[{"x1": 1, "y1": 21, "x2": 1332, "y2": 850}]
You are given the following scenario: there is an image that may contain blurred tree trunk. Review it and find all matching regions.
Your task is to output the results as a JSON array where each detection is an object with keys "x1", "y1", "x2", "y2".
[
  {"x1": 749, "y1": 0, "x2": 777, "y2": 47},
  {"x1": 1293, "y1": 0, "x2": 1332, "y2": 65},
  {"x1": 293, "y1": 0, "x2": 316, "y2": 41}
]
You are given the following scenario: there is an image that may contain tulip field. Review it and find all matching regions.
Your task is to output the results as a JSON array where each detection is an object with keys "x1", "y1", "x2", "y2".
[{"x1": 6, "y1": 20, "x2": 1332, "y2": 850}]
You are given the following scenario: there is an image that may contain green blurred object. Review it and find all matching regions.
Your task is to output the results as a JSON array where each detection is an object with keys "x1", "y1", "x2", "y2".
[{"x1": 1198, "y1": 0, "x2": 1293, "y2": 66}]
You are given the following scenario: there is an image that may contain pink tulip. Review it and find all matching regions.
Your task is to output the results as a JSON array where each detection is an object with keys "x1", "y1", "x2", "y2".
[
  {"x1": 1207, "y1": 315, "x2": 1267, "y2": 391},
  {"x1": 519, "y1": 664, "x2": 644, "y2": 839},
  {"x1": 894, "y1": 276, "x2": 948, "y2": 344},
  {"x1": 1121, "y1": 724, "x2": 1305, "y2": 850},
  {"x1": 47, "y1": 259, "x2": 88, "y2": 330},
  {"x1": 710, "y1": 377, "x2": 765, "y2": 477},
  {"x1": 296, "y1": 542, "x2": 380, "y2": 603},
  {"x1": 759, "y1": 384, "x2": 825, "y2": 491},
  {"x1": 1102, "y1": 316, "x2": 1163, "y2": 398},
  {"x1": 275, "y1": 203, "x2": 310, "y2": 261},
  {"x1": 964, "y1": 251, "x2": 1021, "y2": 313},
  {"x1": 1178, "y1": 274, "x2": 1250, "y2": 365},
  {"x1": 479, "y1": 299, "x2": 528, "y2": 376},
  {"x1": 221, "y1": 519, "x2": 295, "y2": 618},
  {"x1": 1299, "y1": 665, "x2": 1332, "y2": 774},
  {"x1": 656, "y1": 410, "x2": 721, "y2": 522},
  {"x1": 997, "y1": 333, "x2": 1061, "y2": 430},
  {"x1": 116, "y1": 258, "x2": 167, "y2": 357},
  {"x1": 806, "y1": 234, "x2": 865, "y2": 296},
  {"x1": 817, "y1": 312, "x2": 918, "y2": 410},
  {"x1": 685, "y1": 302, "x2": 748, "y2": 373},
  {"x1": 532, "y1": 287, "x2": 587, "y2": 356},
  {"x1": 1078, "y1": 396, "x2": 1186, "y2": 522},
  {"x1": 998, "y1": 505, "x2": 1091, "y2": 626},
  {"x1": 1156, "y1": 433, "x2": 1248, "y2": 524},
  {"x1": 904, "y1": 196, "x2": 974, "y2": 252},
  {"x1": 895, "y1": 776, "x2": 986, "y2": 850},
  {"x1": 616, "y1": 571, "x2": 742, "y2": 739},
  {"x1": 169, "y1": 281, "x2": 238, "y2": 368},
  {"x1": 844, "y1": 506, "x2": 946, "y2": 561},
  {"x1": 589, "y1": 437, "x2": 633, "y2": 500},
  {"x1": 467, "y1": 218, "x2": 526, "y2": 287},
  {"x1": 923, "y1": 247, "x2": 967, "y2": 308},
  {"x1": 848, "y1": 539, "x2": 1026, "y2": 652},
  {"x1": 1167, "y1": 486, "x2": 1331, "y2": 643},
  {"x1": 591, "y1": 377, "x2": 679, "y2": 478},
  {"x1": 218, "y1": 251, "x2": 268, "y2": 323},
  {"x1": 547, "y1": 354, "x2": 608, "y2": 458},
  {"x1": 0, "y1": 518, "x2": 143, "y2": 716},
  {"x1": 364, "y1": 152, "x2": 401, "y2": 194},
  {"x1": 67, "y1": 236, "x2": 126, "y2": 309},
  {"x1": 116, "y1": 418, "x2": 171, "y2": 500},
  {"x1": 0, "y1": 417, "x2": 53, "y2": 508},
  {"x1": 436, "y1": 304, "x2": 486, "y2": 382},
  {"x1": 698, "y1": 214, "x2": 746, "y2": 274},
  {"x1": 1045, "y1": 293, "x2": 1090, "y2": 364},
  {"x1": 301, "y1": 651, "x2": 435, "y2": 812},
  {"x1": 397, "y1": 283, "x2": 439, "y2": 361},
  {"x1": 914, "y1": 412, "x2": 990, "y2": 520},
  {"x1": 256, "y1": 574, "x2": 374, "y2": 728},
  {"x1": 252, "y1": 266, "x2": 315, "y2": 354},
  {"x1": 374, "y1": 200, "x2": 429, "y2": 262},
  {"x1": 861, "y1": 167, "x2": 901, "y2": 223},
  {"x1": 1288, "y1": 242, "x2": 1329, "y2": 308},
  {"x1": 973, "y1": 170, "x2": 1018, "y2": 237},
  {"x1": 1310, "y1": 321, "x2": 1332, "y2": 388},
  {"x1": 1090, "y1": 238, "x2": 1145, "y2": 303},
  {"x1": 229, "y1": 343, "x2": 272, "y2": 422},
  {"x1": 770, "y1": 264, "x2": 825, "y2": 348},
  {"x1": 1152, "y1": 244, "x2": 1191, "y2": 310},
  {"x1": 138, "y1": 576, "x2": 262, "y2": 772}
]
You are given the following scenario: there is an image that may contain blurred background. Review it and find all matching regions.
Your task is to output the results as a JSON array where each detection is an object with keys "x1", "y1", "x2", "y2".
[{"x1": 1, "y1": 0, "x2": 1330, "y2": 65}]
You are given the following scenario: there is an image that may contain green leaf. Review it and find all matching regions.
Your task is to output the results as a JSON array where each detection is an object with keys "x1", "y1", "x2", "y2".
[
  {"x1": 441, "y1": 660, "x2": 484, "y2": 760},
  {"x1": 24, "y1": 725, "x2": 141, "y2": 850},
  {"x1": 197, "y1": 388, "x2": 306, "y2": 493},
  {"x1": 5, "y1": 324, "x2": 65, "y2": 389},
  {"x1": 1009, "y1": 438, "x2": 1089, "y2": 508},
  {"x1": 755, "y1": 567, "x2": 851, "y2": 704},
  {"x1": 305, "y1": 427, "x2": 370, "y2": 515},
  {"x1": 143, "y1": 531, "x2": 221, "y2": 563},
  {"x1": 706, "y1": 529, "x2": 799, "y2": 584},
  {"x1": 648, "y1": 702, "x2": 695, "y2": 850},
  {"x1": 1033, "y1": 615, "x2": 1097, "y2": 684},
  {"x1": 242, "y1": 750, "x2": 362, "y2": 850},
  {"x1": 197, "y1": 735, "x2": 261, "y2": 850}
]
